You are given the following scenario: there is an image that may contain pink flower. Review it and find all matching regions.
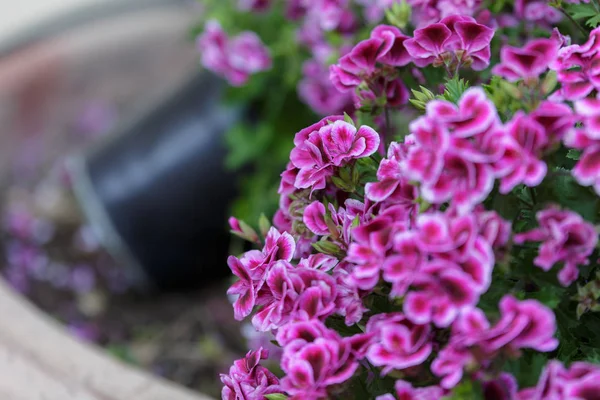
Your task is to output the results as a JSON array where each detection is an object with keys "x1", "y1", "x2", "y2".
[
  {"x1": 238, "y1": 0, "x2": 271, "y2": 11},
  {"x1": 495, "y1": 112, "x2": 548, "y2": 193},
  {"x1": 404, "y1": 15, "x2": 494, "y2": 71},
  {"x1": 376, "y1": 379, "x2": 446, "y2": 400},
  {"x1": 227, "y1": 228, "x2": 296, "y2": 320},
  {"x1": 551, "y1": 27, "x2": 600, "y2": 100},
  {"x1": 519, "y1": 361, "x2": 600, "y2": 399},
  {"x1": 433, "y1": 296, "x2": 557, "y2": 389},
  {"x1": 514, "y1": 0, "x2": 562, "y2": 25},
  {"x1": 220, "y1": 347, "x2": 281, "y2": 400},
  {"x1": 482, "y1": 373, "x2": 519, "y2": 400},
  {"x1": 493, "y1": 38, "x2": 560, "y2": 82},
  {"x1": 530, "y1": 100, "x2": 575, "y2": 146},
  {"x1": 299, "y1": 60, "x2": 353, "y2": 115},
  {"x1": 197, "y1": 20, "x2": 271, "y2": 86},
  {"x1": 474, "y1": 207, "x2": 512, "y2": 256},
  {"x1": 401, "y1": 88, "x2": 501, "y2": 213},
  {"x1": 575, "y1": 95, "x2": 600, "y2": 139},
  {"x1": 291, "y1": 119, "x2": 380, "y2": 190},
  {"x1": 252, "y1": 262, "x2": 338, "y2": 331},
  {"x1": 330, "y1": 24, "x2": 411, "y2": 93},
  {"x1": 484, "y1": 296, "x2": 559, "y2": 353},
  {"x1": 276, "y1": 320, "x2": 366, "y2": 398},
  {"x1": 365, "y1": 313, "x2": 433, "y2": 375},
  {"x1": 365, "y1": 142, "x2": 417, "y2": 203},
  {"x1": 346, "y1": 206, "x2": 411, "y2": 290},
  {"x1": 514, "y1": 206, "x2": 598, "y2": 286}
]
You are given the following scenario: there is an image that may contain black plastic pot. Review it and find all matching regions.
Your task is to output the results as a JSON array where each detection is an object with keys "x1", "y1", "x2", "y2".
[{"x1": 70, "y1": 72, "x2": 241, "y2": 291}]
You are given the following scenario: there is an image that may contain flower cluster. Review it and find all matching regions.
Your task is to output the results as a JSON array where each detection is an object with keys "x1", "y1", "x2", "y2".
[
  {"x1": 213, "y1": 1, "x2": 600, "y2": 399},
  {"x1": 197, "y1": 20, "x2": 271, "y2": 86}
]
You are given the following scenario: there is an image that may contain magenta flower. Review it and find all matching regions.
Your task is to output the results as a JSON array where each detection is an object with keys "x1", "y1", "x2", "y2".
[
  {"x1": 252, "y1": 262, "x2": 338, "y2": 331},
  {"x1": 365, "y1": 142, "x2": 418, "y2": 205},
  {"x1": 522, "y1": 361, "x2": 600, "y2": 399},
  {"x1": 276, "y1": 320, "x2": 366, "y2": 398},
  {"x1": 238, "y1": 0, "x2": 271, "y2": 11},
  {"x1": 514, "y1": 0, "x2": 562, "y2": 25},
  {"x1": 495, "y1": 112, "x2": 548, "y2": 194},
  {"x1": 514, "y1": 206, "x2": 598, "y2": 286},
  {"x1": 401, "y1": 88, "x2": 502, "y2": 213},
  {"x1": 433, "y1": 296, "x2": 557, "y2": 389},
  {"x1": 474, "y1": 207, "x2": 512, "y2": 256},
  {"x1": 564, "y1": 118, "x2": 600, "y2": 195},
  {"x1": 227, "y1": 256, "x2": 260, "y2": 320},
  {"x1": 530, "y1": 100, "x2": 575, "y2": 147},
  {"x1": 493, "y1": 38, "x2": 560, "y2": 82},
  {"x1": 197, "y1": 20, "x2": 271, "y2": 86},
  {"x1": 346, "y1": 205, "x2": 412, "y2": 290},
  {"x1": 376, "y1": 379, "x2": 446, "y2": 400},
  {"x1": 299, "y1": 60, "x2": 352, "y2": 115},
  {"x1": 404, "y1": 15, "x2": 494, "y2": 70},
  {"x1": 484, "y1": 295, "x2": 559, "y2": 353},
  {"x1": 482, "y1": 373, "x2": 519, "y2": 400},
  {"x1": 365, "y1": 313, "x2": 432, "y2": 374},
  {"x1": 330, "y1": 24, "x2": 410, "y2": 93},
  {"x1": 551, "y1": 27, "x2": 600, "y2": 100},
  {"x1": 291, "y1": 119, "x2": 380, "y2": 190},
  {"x1": 575, "y1": 95, "x2": 600, "y2": 139},
  {"x1": 227, "y1": 228, "x2": 296, "y2": 320},
  {"x1": 220, "y1": 347, "x2": 282, "y2": 400}
]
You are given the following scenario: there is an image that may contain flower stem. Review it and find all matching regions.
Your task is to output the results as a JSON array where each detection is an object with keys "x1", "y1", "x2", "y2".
[{"x1": 559, "y1": 7, "x2": 588, "y2": 36}]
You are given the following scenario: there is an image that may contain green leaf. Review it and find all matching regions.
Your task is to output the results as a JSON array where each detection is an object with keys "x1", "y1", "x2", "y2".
[
  {"x1": 443, "y1": 379, "x2": 484, "y2": 400},
  {"x1": 441, "y1": 77, "x2": 470, "y2": 104},
  {"x1": 344, "y1": 112, "x2": 355, "y2": 126},
  {"x1": 588, "y1": 13, "x2": 600, "y2": 28},
  {"x1": 527, "y1": 285, "x2": 564, "y2": 309},
  {"x1": 258, "y1": 213, "x2": 271, "y2": 237},
  {"x1": 265, "y1": 394, "x2": 288, "y2": 400},
  {"x1": 567, "y1": 149, "x2": 582, "y2": 160},
  {"x1": 567, "y1": 3, "x2": 597, "y2": 20}
]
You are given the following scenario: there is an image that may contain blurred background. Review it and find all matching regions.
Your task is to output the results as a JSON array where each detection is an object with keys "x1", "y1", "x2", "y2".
[{"x1": 0, "y1": 0, "x2": 247, "y2": 397}]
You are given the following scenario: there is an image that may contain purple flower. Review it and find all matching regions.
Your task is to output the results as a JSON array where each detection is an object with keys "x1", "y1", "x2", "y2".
[
  {"x1": 514, "y1": 0, "x2": 562, "y2": 25},
  {"x1": 276, "y1": 320, "x2": 366, "y2": 398},
  {"x1": 238, "y1": 0, "x2": 271, "y2": 11},
  {"x1": 330, "y1": 24, "x2": 411, "y2": 93},
  {"x1": 482, "y1": 373, "x2": 519, "y2": 400},
  {"x1": 484, "y1": 296, "x2": 559, "y2": 353},
  {"x1": 251, "y1": 262, "x2": 338, "y2": 331},
  {"x1": 227, "y1": 228, "x2": 296, "y2": 320},
  {"x1": 299, "y1": 60, "x2": 352, "y2": 115},
  {"x1": 432, "y1": 296, "x2": 557, "y2": 389},
  {"x1": 365, "y1": 142, "x2": 418, "y2": 204},
  {"x1": 197, "y1": 20, "x2": 271, "y2": 86},
  {"x1": 401, "y1": 88, "x2": 503, "y2": 213},
  {"x1": 524, "y1": 361, "x2": 600, "y2": 400},
  {"x1": 404, "y1": 15, "x2": 494, "y2": 70},
  {"x1": 376, "y1": 379, "x2": 446, "y2": 400},
  {"x1": 220, "y1": 347, "x2": 282, "y2": 400},
  {"x1": 291, "y1": 119, "x2": 380, "y2": 190},
  {"x1": 551, "y1": 27, "x2": 600, "y2": 100},
  {"x1": 493, "y1": 38, "x2": 559, "y2": 82},
  {"x1": 365, "y1": 313, "x2": 433, "y2": 375},
  {"x1": 514, "y1": 206, "x2": 598, "y2": 286},
  {"x1": 494, "y1": 112, "x2": 549, "y2": 194}
]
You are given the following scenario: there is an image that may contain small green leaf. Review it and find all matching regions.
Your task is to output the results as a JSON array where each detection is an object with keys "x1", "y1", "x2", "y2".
[
  {"x1": 265, "y1": 394, "x2": 288, "y2": 400},
  {"x1": 567, "y1": 149, "x2": 581, "y2": 160},
  {"x1": 344, "y1": 112, "x2": 355, "y2": 126},
  {"x1": 258, "y1": 213, "x2": 271, "y2": 237},
  {"x1": 567, "y1": 3, "x2": 597, "y2": 20}
]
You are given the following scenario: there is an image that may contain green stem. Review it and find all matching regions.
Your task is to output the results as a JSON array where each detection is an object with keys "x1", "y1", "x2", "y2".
[
  {"x1": 528, "y1": 187, "x2": 537, "y2": 205},
  {"x1": 559, "y1": 7, "x2": 588, "y2": 36}
]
